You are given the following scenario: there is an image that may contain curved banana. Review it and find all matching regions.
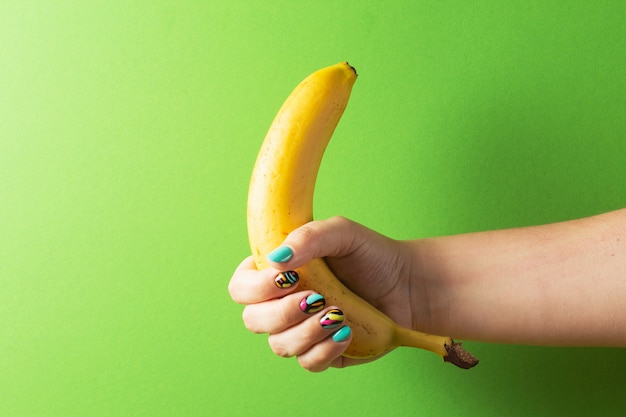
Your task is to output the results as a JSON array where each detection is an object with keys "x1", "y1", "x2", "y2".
[{"x1": 247, "y1": 62, "x2": 478, "y2": 369}]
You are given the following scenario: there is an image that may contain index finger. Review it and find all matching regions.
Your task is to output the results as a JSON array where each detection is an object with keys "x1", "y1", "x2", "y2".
[{"x1": 228, "y1": 256, "x2": 300, "y2": 304}]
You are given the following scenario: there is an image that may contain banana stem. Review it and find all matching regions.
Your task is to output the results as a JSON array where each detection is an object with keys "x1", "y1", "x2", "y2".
[{"x1": 394, "y1": 327, "x2": 479, "y2": 369}]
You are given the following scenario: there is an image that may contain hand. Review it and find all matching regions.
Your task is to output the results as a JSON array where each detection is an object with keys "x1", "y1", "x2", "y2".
[{"x1": 228, "y1": 216, "x2": 417, "y2": 371}]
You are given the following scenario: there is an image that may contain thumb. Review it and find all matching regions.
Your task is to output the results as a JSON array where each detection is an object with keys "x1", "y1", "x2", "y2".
[{"x1": 265, "y1": 216, "x2": 363, "y2": 270}]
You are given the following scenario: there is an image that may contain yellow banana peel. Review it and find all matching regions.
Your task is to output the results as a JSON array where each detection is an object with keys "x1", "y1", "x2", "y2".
[{"x1": 247, "y1": 62, "x2": 478, "y2": 369}]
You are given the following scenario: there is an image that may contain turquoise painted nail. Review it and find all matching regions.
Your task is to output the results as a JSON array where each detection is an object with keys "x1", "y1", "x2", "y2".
[
  {"x1": 332, "y1": 326, "x2": 352, "y2": 343},
  {"x1": 267, "y1": 245, "x2": 293, "y2": 263}
]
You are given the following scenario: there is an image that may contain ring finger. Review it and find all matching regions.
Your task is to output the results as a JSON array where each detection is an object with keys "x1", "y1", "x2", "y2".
[{"x1": 267, "y1": 306, "x2": 347, "y2": 358}]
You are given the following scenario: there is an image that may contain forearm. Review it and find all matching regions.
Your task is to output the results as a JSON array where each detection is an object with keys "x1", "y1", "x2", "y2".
[{"x1": 410, "y1": 209, "x2": 626, "y2": 346}]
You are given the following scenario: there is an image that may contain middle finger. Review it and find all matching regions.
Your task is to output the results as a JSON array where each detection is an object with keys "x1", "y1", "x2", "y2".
[{"x1": 242, "y1": 291, "x2": 326, "y2": 334}]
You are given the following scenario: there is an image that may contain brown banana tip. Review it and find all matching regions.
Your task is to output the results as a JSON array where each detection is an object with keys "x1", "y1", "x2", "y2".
[
  {"x1": 443, "y1": 341, "x2": 479, "y2": 369},
  {"x1": 345, "y1": 62, "x2": 357, "y2": 76}
]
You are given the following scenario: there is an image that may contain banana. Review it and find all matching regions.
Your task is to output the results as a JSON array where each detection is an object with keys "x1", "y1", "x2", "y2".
[{"x1": 247, "y1": 62, "x2": 478, "y2": 369}]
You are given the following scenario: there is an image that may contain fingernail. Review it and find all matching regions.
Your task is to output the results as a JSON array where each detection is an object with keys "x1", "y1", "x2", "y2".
[
  {"x1": 332, "y1": 326, "x2": 352, "y2": 343},
  {"x1": 274, "y1": 271, "x2": 299, "y2": 289},
  {"x1": 320, "y1": 309, "x2": 344, "y2": 329},
  {"x1": 300, "y1": 293, "x2": 325, "y2": 314},
  {"x1": 267, "y1": 245, "x2": 293, "y2": 263}
]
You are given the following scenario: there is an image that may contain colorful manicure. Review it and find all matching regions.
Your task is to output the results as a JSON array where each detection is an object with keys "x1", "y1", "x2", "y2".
[
  {"x1": 274, "y1": 271, "x2": 299, "y2": 289},
  {"x1": 300, "y1": 294, "x2": 325, "y2": 314},
  {"x1": 320, "y1": 309, "x2": 344, "y2": 329},
  {"x1": 332, "y1": 326, "x2": 352, "y2": 343},
  {"x1": 267, "y1": 245, "x2": 293, "y2": 263}
]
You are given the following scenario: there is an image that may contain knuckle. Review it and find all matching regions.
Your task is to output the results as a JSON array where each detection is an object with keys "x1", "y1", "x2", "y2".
[
  {"x1": 291, "y1": 222, "x2": 319, "y2": 244},
  {"x1": 329, "y1": 215, "x2": 349, "y2": 225},
  {"x1": 268, "y1": 336, "x2": 293, "y2": 358},
  {"x1": 274, "y1": 300, "x2": 292, "y2": 329},
  {"x1": 298, "y1": 353, "x2": 329, "y2": 373},
  {"x1": 227, "y1": 278, "x2": 241, "y2": 303},
  {"x1": 328, "y1": 215, "x2": 355, "y2": 232},
  {"x1": 241, "y1": 307, "x2": 263, "y2": 334}
]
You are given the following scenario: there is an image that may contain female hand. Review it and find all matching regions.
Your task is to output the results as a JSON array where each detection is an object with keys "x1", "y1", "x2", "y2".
[
  {"x1": 231, "y1": 209, "x2": 626, "y2": 371},
  {"x1": 228, "y1": 216, "x2": 419, "y2": 372}
]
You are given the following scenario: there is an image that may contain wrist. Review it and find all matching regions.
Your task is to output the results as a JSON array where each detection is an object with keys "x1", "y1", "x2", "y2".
[{"x1": 402, "y1": 238, "x2": 453, "y2": 335}]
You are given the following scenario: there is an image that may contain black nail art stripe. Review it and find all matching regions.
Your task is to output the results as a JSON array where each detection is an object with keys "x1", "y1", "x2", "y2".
[
  {"x1": 320, "y1": 309, "x2": 344, "y2": 329},
  {"x1": 300, "y1": 294, "x2": 325, "y2": 314},
  {"x1": 274, "y1": 271, "x2": 299, "y2": 289}
]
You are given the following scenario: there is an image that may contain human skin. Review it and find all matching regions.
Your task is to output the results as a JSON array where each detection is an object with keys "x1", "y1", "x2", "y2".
[
  {"x1": 229, "y1": 209, "x2": 626, "y2": 371},
  {"x1": 411, "y1": 208, "x2": 626, "y2": 346}
]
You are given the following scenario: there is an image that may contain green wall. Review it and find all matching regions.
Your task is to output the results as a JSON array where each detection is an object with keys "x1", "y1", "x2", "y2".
[{"x1": 2, "y1": 1, "x2": 625, "y2": 416}]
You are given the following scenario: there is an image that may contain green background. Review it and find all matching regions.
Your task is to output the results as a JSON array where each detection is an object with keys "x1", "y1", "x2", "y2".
[{"x1": 2, "y1": 1, "x2": 625, "y2": 416}]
